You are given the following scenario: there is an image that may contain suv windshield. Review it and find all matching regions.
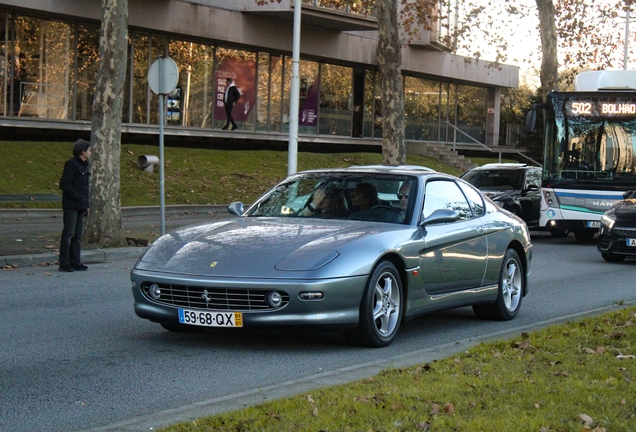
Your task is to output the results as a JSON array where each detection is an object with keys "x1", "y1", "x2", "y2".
[{"x1": 461, "y1": 169, "x2": 524, "y2": 191}]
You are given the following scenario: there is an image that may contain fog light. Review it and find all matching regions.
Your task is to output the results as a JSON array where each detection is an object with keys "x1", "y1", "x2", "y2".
[
  {"x1": 267, "y1": 291, "x2": 283, "y2": 307},
  {"x1": 299, "y1": 291, "x2": 324, "y2": 301},
  {"x1": 149, "y1": 283, "x2": 161, "y2": 300}
]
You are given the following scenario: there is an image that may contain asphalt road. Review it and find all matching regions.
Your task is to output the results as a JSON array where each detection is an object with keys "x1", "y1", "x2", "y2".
[{"x1": 1, "y1": 231, "x2": 635, "y2": 432}]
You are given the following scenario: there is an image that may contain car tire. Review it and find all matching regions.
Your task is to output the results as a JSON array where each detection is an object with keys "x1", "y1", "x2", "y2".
[
  {"x1": 344, "y1": 260, "x2": 403, "y2": 348},
  {"x1": 473, "y1": 249, "x2": 524, "y2": 321},
  {"x1": 574, "y1": 229, "x2": 596, "y2": 241},
  {"x1": 601, "y1": 252, "x2": 626, "y2": 262},
  {"x1": 550, "y1": 228, "x2": 569, "y2": 238},
  {"x1": 160, "y1": 322, "x2": 204, "y2": 333}
]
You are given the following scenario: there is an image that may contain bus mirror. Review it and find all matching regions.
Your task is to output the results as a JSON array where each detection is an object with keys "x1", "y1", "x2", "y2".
[{"x1": 524, "y1": 109, "x2": 537, "y2": 133}]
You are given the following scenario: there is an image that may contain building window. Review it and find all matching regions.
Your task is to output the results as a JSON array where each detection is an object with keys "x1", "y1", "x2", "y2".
[
  {"x1": 256, "y1": 52, "x2": 270, "y2": 131},
  {"x1": 131, "y1": 33, "x2": 149, "y2": 124},
  {"x1": 456, "y1": 84, "x2": 487, "y2": 144},
  {"x1": 0, "y1": 12, "x2": 8, "y2": 116},
  {"x1": 404, "y1": 76, "x2": 441, "y2": 141},
  {"x1": 169, "y1": 41, "x2": 214, "y2": 128},
  {"x1": 213, "y1": 48, "x2": 256, "y2": 131},
  {"x1": 363, "y1": 70, "x2": 381, "y2": 138},
  {"x1": 13, "y1": 16, "x2": 74, "y2": 119},
  {"x1": 268, "y1": 54, "x2": 283, "y2": 132},
  {"x1": 319, "y1": 63, "x2": 352, "y2": 136},
  {"x1": 287, "y1": 58, "x2": 319, "y2": 134},
  {"x1": 75, "y1": 24, "x2": 99, "y2": 121}
]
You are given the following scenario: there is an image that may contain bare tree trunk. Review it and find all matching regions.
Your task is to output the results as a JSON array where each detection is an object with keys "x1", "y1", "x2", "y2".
[
  {"x1": 377, "y1": 0, "x2": 406, "y2": 166},
  {"x1": 84, "y1": 0, "x2": 128, "y2": 247},
  {"x1": 536, "y1": 0, "x2": 559, "y2": 101}
]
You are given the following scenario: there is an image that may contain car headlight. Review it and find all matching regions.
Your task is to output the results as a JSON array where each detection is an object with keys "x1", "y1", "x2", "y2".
[{"x1": 601, "y1": 209, "x2": 616, "y2": 230}]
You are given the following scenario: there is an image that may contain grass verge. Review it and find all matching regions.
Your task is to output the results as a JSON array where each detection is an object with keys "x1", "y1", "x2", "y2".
[
  {"x1": 160, "y1": 306, "x2": 636, "y2": 432},
  {"x1": 0, "y1": 141, "x2": 516, "y2": 209}
]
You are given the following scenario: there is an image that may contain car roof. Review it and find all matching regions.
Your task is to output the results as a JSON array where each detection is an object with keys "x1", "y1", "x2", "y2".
[
  {"x1": 346, "y1": 164, "x2": 436, "y2": 173},
  {"x1": 298, "y1": 165, "x2": 436, "y2": 176},
  {"x1": 471, "y1": 163, "x2": 539, "y2": 170}
]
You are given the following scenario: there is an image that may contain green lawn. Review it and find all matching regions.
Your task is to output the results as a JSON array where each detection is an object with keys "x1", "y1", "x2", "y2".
[
  {"x1": 0, "y1": 141, "x2": 474, "y2": 208},
  {"x1": 159, "y1": 306, "x2": 636, "y2": 431}
]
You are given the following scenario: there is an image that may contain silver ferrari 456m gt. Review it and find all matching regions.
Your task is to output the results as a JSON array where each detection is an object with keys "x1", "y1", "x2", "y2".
[{"x1": 131, "y1": 165, "x2": 532, "y2": 347}]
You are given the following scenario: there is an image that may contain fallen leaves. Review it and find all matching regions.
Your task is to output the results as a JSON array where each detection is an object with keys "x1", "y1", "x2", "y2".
[
  {"x1": 429, "y1": 402, "x2": 455, "y2": 416},
  {"x1": 583, "y1": 346, "x2": 605, "y2": 354},
  {"x1": 578, "y1": 413, "x2": 606, "y2": 431}
]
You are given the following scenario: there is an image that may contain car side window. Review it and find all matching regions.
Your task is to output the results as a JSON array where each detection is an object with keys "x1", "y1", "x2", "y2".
[
  {"x1": 423, "y1": 180, "x2": 473, "y2": 220},
  {"x1": 458, "y1": 181, "x2": 485, "y2": 217}
]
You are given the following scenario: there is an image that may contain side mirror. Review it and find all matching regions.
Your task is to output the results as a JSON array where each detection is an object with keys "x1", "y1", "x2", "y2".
[
  {"x1": 228, "y1": 201, "x2": 245, "y2": 216},
  {"x1": 524, "y1": 109, "x2": 537, "y2": 133},
  {"x1": 623, "y1": 190, "x2": 635, "y2": 199},
  {"x1": 420, "y1": 208, "x2": 459, "y2": 226}
]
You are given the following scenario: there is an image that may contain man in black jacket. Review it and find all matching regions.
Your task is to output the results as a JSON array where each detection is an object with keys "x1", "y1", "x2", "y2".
[
  {"x1": 222, "y1": 77, "x2": 240, "y2": 130},
  {"x1": 58, "y1": 139, "x2": 91, "y2": 272}
]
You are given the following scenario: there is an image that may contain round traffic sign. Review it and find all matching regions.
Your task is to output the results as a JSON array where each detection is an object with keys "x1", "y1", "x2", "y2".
[{"x1": 148, "y1": 57, "x2": 179, "y2": 95}]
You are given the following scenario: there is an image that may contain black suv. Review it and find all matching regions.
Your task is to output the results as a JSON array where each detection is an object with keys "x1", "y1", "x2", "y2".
[
  {"x1": 460, "y1": 163, "x2": 542, "y2": 228},
  {"x1": 597, "y1": 190, "x2": 636, "y2": 262}
]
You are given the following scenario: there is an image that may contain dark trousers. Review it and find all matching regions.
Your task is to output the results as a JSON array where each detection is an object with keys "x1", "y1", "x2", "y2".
[
  {"x1": 59, "y1": 208, "x2": 85, "y2": 267},
  {"x1": 223, "y1": 102, "x2": 237, "y2": 128}
]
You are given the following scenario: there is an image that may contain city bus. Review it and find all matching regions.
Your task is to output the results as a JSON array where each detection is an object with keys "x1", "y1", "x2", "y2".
[{"x1": 526, "y1": 70, "x2": 636, "y2": 241}]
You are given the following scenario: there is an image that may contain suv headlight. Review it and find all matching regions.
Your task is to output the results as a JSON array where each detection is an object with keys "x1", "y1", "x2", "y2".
[{"x1": 600, "y1": 209, "x2": 616, "y2": 230}]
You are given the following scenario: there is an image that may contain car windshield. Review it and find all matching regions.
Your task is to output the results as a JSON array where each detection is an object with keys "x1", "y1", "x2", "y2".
[
  {"x1": 462, "y1": 169, "x2": 524, "y2": 191},
  {"x1": 245, "y1": 172, "x2": 417, "y2": 224}
]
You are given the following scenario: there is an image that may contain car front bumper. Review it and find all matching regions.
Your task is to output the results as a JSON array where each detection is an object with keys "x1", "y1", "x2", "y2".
[{"x1": 131, "y1": 269, "x2": 368, "y2": 329}]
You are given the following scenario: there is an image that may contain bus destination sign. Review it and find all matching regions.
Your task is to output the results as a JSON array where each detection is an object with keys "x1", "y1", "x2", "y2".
[{"x1": 568, "y1": 100, "x2": 636, "y2": 117}]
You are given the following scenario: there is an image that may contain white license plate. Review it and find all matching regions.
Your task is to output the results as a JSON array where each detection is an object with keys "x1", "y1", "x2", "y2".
[
  {"x1": 627, "y1": 238, "x2": 636, "y2": 247},
  {"x1": 178, "y1": 308, "x2": 243, "y2": 327},
  {"x1": 587, "y1": 221, "x2": 601, "y2": 228}
]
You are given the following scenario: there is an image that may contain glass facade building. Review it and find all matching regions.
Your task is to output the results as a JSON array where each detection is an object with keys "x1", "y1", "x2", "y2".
[{"x1": 0, "y1": 2, "x2": 518, "y2": 149}]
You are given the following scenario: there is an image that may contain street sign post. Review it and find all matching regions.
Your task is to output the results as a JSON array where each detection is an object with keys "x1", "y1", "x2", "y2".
[{"x1": 148, "y1": 57, "x2": 179, "y2": 235}]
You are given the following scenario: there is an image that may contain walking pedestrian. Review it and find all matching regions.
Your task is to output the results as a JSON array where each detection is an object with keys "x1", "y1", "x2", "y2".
[
  {"x1": 222, "y1": 77, "x2": 240, "y2": 130},
  {"x1": 58, "y1": 139, "x2": 91, "y2": 272}
]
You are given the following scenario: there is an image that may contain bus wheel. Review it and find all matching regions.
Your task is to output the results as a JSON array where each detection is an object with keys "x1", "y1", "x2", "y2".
[
  {"x1": 550, "y1": 228, "x2": 569, "y2": 238},
  {"x1": 574, "y1": 230, "x2": 596, "y2": 241}
]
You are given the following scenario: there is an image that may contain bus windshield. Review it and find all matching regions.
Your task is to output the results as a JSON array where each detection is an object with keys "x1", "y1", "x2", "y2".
[{"x1": 543, "y1": 93, "x2": 636, "y2": 191}]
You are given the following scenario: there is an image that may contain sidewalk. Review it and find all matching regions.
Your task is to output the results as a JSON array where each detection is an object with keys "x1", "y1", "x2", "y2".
[{"x1": 0, "y1": 204, "x2": 235, "y2": 268}]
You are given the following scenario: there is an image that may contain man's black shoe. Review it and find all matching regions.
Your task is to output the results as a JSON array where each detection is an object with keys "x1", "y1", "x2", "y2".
[
  {"x1": 221, "y1": 126, "x2": 228, "y2": 130},
  {"x1": 59, "y1": 265, "x2": 74, "y2": 272},
  {"x1": 71, "y1": 264, "x2": 88, "y2": 271}
]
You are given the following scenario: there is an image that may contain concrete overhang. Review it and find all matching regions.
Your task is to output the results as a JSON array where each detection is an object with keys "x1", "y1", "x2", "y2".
[{"x1": 243, "y1": 4, "x2": 378, "y2": 32}]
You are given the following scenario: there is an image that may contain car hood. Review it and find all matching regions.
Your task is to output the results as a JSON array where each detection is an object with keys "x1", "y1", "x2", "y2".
[
  {"x1": 614, "y1": 198, "x2": 636, "y2": 220},
  {"x1": 135, "y1": 217, "x2": 395, "y2": 277}
]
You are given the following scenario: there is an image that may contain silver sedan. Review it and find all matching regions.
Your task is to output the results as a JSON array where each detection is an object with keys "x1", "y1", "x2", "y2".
[{"x1": 131, "y1": 165, "x2": 532, "y2": 347}]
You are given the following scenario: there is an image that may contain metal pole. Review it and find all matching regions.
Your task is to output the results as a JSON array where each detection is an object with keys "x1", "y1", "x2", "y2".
[
  {"x1": 288, "y1": 0, "x2": 301, "y2": 176},
  {"x1": 158, "y1": 59, "x2": 166, "y2": 235},
  {"x1": 625, "y1": 6, "x2": 631, "y2": 70}
]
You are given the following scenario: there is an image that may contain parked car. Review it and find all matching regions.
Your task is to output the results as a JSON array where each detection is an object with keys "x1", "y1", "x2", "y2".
[
  {"x1": 597, "y1": 190, "x2": 636, "y2": 262},
  {"x1": 131, "y1": 165, "x2": 533, "y2": 347},
  {"x1": 460, "y1": 163, "x2": 542, "y2": 228}
]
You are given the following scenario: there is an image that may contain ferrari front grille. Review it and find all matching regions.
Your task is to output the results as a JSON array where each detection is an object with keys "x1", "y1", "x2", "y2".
[{"x1": 142, "y1": 283, "x2": 289, "y2": 311}]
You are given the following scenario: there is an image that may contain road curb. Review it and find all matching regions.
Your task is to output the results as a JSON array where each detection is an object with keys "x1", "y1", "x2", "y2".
[
  {"x1": 1, "y1": 246, "x2": 146, "y2": 268},
  {"x1": 0, "y1": 204, "x2": 229, "y2": 220}
]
